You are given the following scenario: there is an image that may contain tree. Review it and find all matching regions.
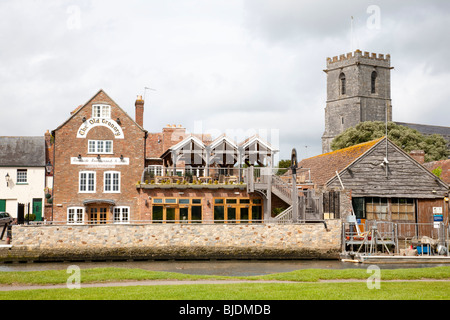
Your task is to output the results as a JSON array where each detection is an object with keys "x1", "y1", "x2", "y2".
[
  {"x1": 276, "y1": 159, "x2": 291, "y2": 175},
  {"x1": 331, "y1": 121, "x2": 448, "y2": 162}
]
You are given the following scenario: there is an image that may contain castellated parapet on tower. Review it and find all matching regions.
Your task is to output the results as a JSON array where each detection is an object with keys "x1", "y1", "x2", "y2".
[
  {"x1": 326, "y1": 49, "x2": 391, "y2": 69},
  {"x1": 322, "y1": 49, "x2": 393, "y2": 154}
]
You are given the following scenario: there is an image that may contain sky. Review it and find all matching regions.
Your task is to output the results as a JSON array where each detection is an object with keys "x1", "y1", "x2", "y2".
[{"x1": 0, "y1": 0, "x2": 449, "y2": 162}]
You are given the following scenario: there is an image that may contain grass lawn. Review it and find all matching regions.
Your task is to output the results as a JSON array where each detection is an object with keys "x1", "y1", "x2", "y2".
[
  {"x1": 0, "y1": 266, "x2": 449, "y2": 300},
  {"x1": 1, "y1": 282, "x2": 449, "y2": 300}
]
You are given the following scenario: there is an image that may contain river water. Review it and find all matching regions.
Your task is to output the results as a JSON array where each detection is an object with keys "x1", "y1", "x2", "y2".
[{"x1": 0, "y1": 259, "x2": 447, "y2": 276}]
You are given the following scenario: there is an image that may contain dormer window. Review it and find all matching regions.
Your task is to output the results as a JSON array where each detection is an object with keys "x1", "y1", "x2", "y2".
[{"x1": 92, "y1": 104, "x2": 111, "y2": 118}]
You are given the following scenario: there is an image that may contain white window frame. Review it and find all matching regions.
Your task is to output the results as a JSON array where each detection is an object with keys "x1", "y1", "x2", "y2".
[
  {"x1": 88, "y1": 140, "x2": 113, "y2": 154},
  {"x1": 17, "y1": 169, "x2": 28, "y2": 184},
  {"x1": 79, "y1": 171, "x2": 96, "y2": 193},
  {"x1": 67, "y1": 207, "x2": 85, "y2": 225},
  {"x1": 92, "y1": 104, "x2": 111, "y2": 119},
  {"x1": 104, "y1": 171, "x2": 121, "y2": 193},
  {"x1": 148, "y1": 165, "x2": 163, "y2": 177},
  {"x1": 113, "y1": 206, "x2": 130, "y2": 224}
]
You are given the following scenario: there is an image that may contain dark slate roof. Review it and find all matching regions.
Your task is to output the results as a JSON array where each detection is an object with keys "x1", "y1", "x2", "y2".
[
  {"x1": 395, "y1": 122, "x2": 450, "y2": 140},
  {"x1": 0, "y1": 136, "x2": 46, "y2": 167}
]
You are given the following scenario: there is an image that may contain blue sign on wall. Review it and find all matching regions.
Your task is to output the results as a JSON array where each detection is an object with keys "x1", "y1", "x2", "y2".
[{"x1": 434, "y1": 214, "x2": 443, "y2": 222}]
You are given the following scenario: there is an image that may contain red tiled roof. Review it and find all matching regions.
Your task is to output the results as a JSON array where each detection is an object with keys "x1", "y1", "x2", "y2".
[
  {"x1": 422, "y1": 159, "x2": 450, "y2": 184},
  {"x1": 297, "y1": 138, "x2": 384, "y2": 187}
]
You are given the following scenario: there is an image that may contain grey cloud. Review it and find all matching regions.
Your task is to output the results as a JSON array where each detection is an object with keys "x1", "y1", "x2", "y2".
[{"x1": 0, "y1": 0, "x2": 449, "y2": 161}]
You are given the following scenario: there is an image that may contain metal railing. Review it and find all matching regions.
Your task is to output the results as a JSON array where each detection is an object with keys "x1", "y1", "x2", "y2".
[
  {"x1": 141, "y1": 166, "x2": 312, "y2": 185},
  {"x1": 142, "y1": 166, "x2": 246, "y2": 184},
  {"x1": 342, "y1": 220, "x2": 397, "y2": 254},
  {"x1": 342, "y1": 220, "x2": 450, "y2": 256},
  {"x1": 395, "y1": 222, "x2": 443, "y2": 240}
]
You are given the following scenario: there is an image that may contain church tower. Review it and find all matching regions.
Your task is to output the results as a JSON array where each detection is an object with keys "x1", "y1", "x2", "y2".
[{"x1": 322, "y1": 50, "x2": 393, "y2": 153}]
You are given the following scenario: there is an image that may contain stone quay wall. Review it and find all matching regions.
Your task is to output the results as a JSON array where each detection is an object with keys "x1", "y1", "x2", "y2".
[{"x1": 2, "y1": 221, "x2": 342, "y2": 262}]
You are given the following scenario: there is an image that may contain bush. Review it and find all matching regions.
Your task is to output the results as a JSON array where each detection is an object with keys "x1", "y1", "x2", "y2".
[
  {"x1": 25, "y1": 214, "x2": 36, "y2": 221},
  {"x1": 331, "y1": 121, "x2": 448, "y2": 161}
]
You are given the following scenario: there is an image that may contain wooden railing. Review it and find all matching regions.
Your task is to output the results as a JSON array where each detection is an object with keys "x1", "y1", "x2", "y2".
[
  {"x1": 273, "y1": 205, "x2": 293, "y2": 223},
  {"x1": 271, "y1": 174, "x2": 293, "y2": 205}
]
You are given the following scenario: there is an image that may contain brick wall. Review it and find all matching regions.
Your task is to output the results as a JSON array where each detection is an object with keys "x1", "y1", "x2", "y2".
[
  {"x1": 138, "y1": 187, "x2": 259, "y2": 221},
  {"x1": 51, "y1": 90, "x2": 146, "y2": 222},
  {"x1": 146, "y1": 132, "x2": 164, "y2": 159}
]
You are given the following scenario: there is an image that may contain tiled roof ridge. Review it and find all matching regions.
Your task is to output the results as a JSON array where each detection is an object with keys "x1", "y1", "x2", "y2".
[{"x1": 302, "y1": 137, "x2": 384, "y2": 161}]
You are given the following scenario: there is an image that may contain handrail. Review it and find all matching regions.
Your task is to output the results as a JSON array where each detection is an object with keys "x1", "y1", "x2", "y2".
[
  {"x1": 273, "y1": 206, "x2": 293, "y2": 223},
  {"x1": 272, "y1": 175, "x2": 292, "y2": 194}
]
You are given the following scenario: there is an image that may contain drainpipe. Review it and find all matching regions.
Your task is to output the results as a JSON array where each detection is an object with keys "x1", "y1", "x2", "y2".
[{"x1": 51, "y1": 130, "x2": 56, "y2": 223}]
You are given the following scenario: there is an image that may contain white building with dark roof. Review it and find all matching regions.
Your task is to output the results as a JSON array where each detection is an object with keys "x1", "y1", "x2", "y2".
[{"x1": 0, "y1": 136, "x2": 48, "y2": 222}]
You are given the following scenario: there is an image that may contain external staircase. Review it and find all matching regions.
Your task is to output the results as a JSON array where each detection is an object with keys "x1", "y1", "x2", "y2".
[{"x1": 244, "y1": 167, "x2": 322, "y2": 223}]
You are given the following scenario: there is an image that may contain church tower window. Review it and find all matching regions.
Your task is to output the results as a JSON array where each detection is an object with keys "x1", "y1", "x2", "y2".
[
  {"x1": 339, "y1": 73, "x2": 346, "y2": 95},
  {"x1": 371, "y1": 71, "x2": 377, "y2": 94}
]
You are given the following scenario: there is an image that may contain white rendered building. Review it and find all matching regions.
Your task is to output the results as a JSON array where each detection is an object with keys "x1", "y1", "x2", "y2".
[{"x1": 0, "y1": 137, "x2": 48, "y2": 222}]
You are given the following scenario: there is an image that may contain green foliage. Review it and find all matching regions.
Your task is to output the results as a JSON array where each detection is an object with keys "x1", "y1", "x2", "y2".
[
  {"x1": 276, "y1": 159, "x2": 291, "y2": 175},
  {"x1": 331, "y1": 121, "x2": 448, "y2": 162},
  {"x1": 24, "y1": 214, "x2": 36, "y2": 221},
  {"x1": 278, "y1": 159, "x2": 291, "y2": 168},
  {"x1": 432, "y1": 166, "x2": 443, "y2": 178},
  {"x1": 272, "y1": 207, "x2": 285, "y2": 217}
]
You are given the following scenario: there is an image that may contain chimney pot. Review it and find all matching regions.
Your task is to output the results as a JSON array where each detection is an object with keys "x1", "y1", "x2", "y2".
[
  {"x1": 135, "y1": 95, "x2": 144, "y2": 127},
  {"x1": 409, "y1": 150, "x2": 425, "y2": 164}
]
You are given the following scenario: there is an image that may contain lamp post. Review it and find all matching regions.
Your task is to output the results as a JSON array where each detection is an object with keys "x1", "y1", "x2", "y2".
[
  {"x1": 45, "y1": 161, "x2": 53, "y2": 223},
  {"x1": 45, "y1": 161, "x2": 53, "y2": 174},
  {"x1": 5, "y1": 173, "x2": 10, "y2": 187},
  {"x1": 291, "y1": 148, "x2": 299, "y2": 222}
]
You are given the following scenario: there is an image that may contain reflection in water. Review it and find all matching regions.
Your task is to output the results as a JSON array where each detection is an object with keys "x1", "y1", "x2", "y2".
[{"x1": 0, "y1": 260, "x2": 447, "y2": 276}]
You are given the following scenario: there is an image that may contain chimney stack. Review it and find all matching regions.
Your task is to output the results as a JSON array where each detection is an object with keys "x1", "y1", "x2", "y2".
[
  {"x1": 135, "y1": 95, "x2": 144, "y2": 127},
  {"x1": 410, "y1": 150, "x2": 425, "y2": 164}
]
